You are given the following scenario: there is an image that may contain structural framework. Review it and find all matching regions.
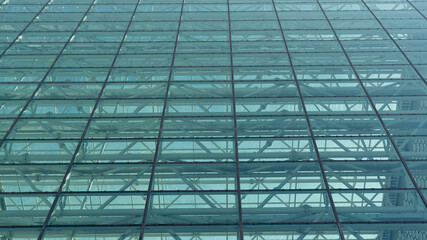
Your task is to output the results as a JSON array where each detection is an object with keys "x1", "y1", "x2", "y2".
[{"x1": 0, "y1": 0, "x2": 427, "y2": 239}]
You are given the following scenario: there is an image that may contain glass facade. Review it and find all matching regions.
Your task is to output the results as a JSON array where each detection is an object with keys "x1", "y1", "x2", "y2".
[{"x1": 1, "y1": 0, "x2": 427, "y2": 239}]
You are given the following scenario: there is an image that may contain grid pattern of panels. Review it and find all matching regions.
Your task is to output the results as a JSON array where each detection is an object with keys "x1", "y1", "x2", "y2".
[{"x1": 1, "y1": 0, "x2": 427, "y2": 239}]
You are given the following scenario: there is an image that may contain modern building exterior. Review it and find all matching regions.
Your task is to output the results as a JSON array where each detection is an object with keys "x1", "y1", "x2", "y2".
[{"x1": 1, "y1": 0, "x2": 427, "y2": 239}]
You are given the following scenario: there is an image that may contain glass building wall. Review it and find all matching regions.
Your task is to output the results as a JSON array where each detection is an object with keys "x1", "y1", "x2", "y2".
[{"x1": 0, "y1": 0, "x2": 427, "y2": 239}]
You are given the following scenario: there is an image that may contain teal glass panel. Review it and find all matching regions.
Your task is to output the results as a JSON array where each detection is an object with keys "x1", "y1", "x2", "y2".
[
  {"x1": 48, "y1": 192, "x2": 146, "y2": 225},
  {"x1": 242, "y1": 190, "x2": 336, "y2": 223},
  {"x1": 146, "y1": 192, "x2": 239, "y2": 224}
]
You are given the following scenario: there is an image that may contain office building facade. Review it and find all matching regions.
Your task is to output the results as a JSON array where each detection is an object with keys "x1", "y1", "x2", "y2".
[{"x1": 0, "y1": 0, "x2": 427, "y2": 239}]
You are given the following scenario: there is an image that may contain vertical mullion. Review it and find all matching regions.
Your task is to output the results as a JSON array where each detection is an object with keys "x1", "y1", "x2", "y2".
[
  {"x1": 359, "y1": 0, "x2": 427, "y2": 86},
  {"x1": 405, "y1": 0, "x2": 427, "y2": 21},
  {"x1": 316, "y1": 0, "x2": 427, "y2": 209},
  {"x1": 138, "y1": 0, "x2": 185, "y2": 238},
  {"x1": 37, "y1": 0, "x2": 143, "y2": 238},
  {"x1": 271, "y1": 0, "x2": 346, "y2": 239},
  {"x1": 226, "y1": 0, "x2": 244, "y2": 239}
]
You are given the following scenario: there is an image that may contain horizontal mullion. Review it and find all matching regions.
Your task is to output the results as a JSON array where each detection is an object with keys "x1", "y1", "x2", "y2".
[
  {"x1": 0, "y1": 188, "x2": 425, "y2": 197},
  {"x1": 7, "y1": 134, "x2": 423, "y2": 142},
  {"x1": 2, "y1": 17, "x2": 426, "y2": 23},
  {"x1": 0, "y1": 78, "x2": 423, "y2": 84},
  {"x1": 2, "y1": 63, "x2": 427, "y2": 70}
]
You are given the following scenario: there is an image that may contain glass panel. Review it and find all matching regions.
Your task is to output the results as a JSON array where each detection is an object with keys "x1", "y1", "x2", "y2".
[
  {"x1": 49, "y1": 192, "x2": 146, "y2": 225},
  {"x1": 147, "y1": 192, "x2": 239, "y2": 224},
  {"x1": 333, "y1": 189, "x2": 427, "y2": 223},
  {"x1": 0, "y1": 194, "x2": 55, "y2": 226},
  {"x1": 76, "y1": 139, "x2": 156, "y2": 163},
  {"x1": 242, "y1": 190, "x2": 336, "y2": 223},
  {"x1": 240, "y1": 161, "x2": 324, "y2": 190},
  {"x1": 238, "y1": 138, "x2": 316, "y2": 162},
  {"x1": 316, "y1": 136, "x2": 400, "y2": 161},
  {"x1": 66, "y1": 163, "x2": 151, "y2": 191},
  {"x1": 324, "y1": 161, "x2": 415, "y2": 189},
  {"x1": 153, "y1": 162, "x2": 236, "y2": 190}
]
